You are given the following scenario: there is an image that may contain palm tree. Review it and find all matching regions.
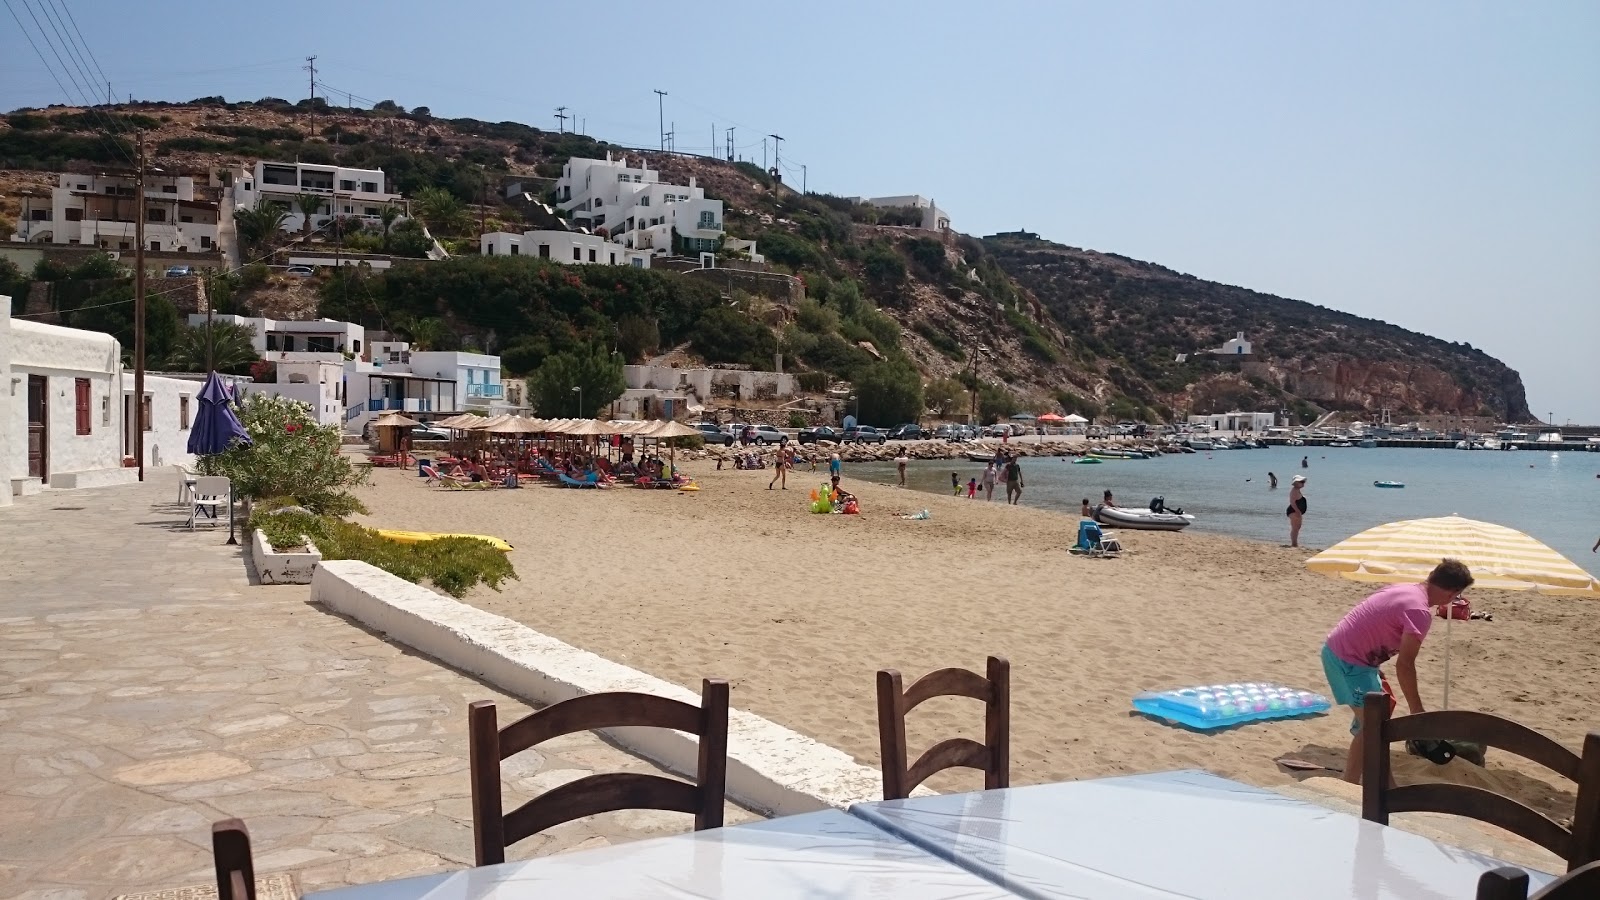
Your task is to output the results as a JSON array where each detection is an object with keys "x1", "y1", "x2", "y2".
[
  {"x1": 378, "y1": 204, "x2": 401, "y2": 253},
  {"x1": 166, "y1": 321, "x2": 261, "y2": 374},
  {"x1": 413, "y1": 187, "x2": 466, "y2": 236},
  {"x1": 293, "y1": 192, "x2": 325, "y2": 243},
  {"x1": 233, "y1": 205, "x2": 288, "y2": 259},
  {"x1": 402, "y1": 316, "x2": 448, "y2": 352}
]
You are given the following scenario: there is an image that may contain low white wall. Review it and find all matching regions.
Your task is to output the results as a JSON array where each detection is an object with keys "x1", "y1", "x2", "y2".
[
  {"x1": 311, "y1": 561, "x2": 890, "y2": 816},
  {"x1": 251, "y1": 528, "x2": 321, "y2": 584},
  {"x1": 50, "y1": 467, "x2": 138, "y2": 490}
]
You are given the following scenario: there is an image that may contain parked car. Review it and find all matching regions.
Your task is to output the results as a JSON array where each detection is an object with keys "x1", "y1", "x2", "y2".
[
  {"x1": 410, "y1": 425, "x2": 451, "y2": 442},
  {"x1": 285, "y1": 265, "x2": 315, "y2": 277},
  {"x1": 164, "y1": 265, "x2": 193, "y2": 278},
  {"x1": 887, "y1": 424, "x2": 925, "y2": 441},
  {"x1": 693, "y1": 422, "x2": 732, "y2": 445},
  {"x1": 744, "y1": 424, "x2": 789, "y2": 445},
  {"x1": 798, "y1": 426, "x2": 841, "y2": 445},
  {"x1": 984, "y1": 424, "x2": 1014, "y2": 437},
  {"x1": 843, "y1": 425, "x2": 887, "y2": 445}
]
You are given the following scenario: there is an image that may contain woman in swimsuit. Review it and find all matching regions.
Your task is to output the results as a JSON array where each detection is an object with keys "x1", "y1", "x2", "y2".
[{"x1": 1287, "y1": 475, "x2": 1307, "y2": 547}]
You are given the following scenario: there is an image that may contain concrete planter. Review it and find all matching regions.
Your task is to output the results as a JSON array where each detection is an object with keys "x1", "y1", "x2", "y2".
[{"x1": 251, "y1": 528, "x2": 321, "y2": 585}]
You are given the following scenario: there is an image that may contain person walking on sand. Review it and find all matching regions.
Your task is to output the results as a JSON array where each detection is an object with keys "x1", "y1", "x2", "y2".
[
  {"x1": 951, "y1": 471, "x2": 961, "y2": 496},
  {"x1": 769, "y1": 446, "x2": 792, "y2": 490},
  {"x1": 1321, "y1": 559, "x2": 1474, "y2": 784},
  {"x1": 895, "y1": 450, "x2": 909, "y2": 486},
  {"x1": 1287, "y1": 475, "x2": 1308, "y2": 547},
  {"x1": 982, "y1": 461, "x2": 998, "y2": 501},
  {"x1": 1268, "y1": 471, "x2": 1278, "y2": 489},
  {"x1": 1004, "y1": 456, "x2": 1024, "y2": 505},
  {"x1": 967, "y1": 476, "x2": 978, "y2": 499},
  {"x1": 829, "y1": 452, "x2": 842, "y2": 480}
]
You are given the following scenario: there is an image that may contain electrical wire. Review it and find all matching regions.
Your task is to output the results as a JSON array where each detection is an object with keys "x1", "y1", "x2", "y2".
[
  {"x1": 54, "y1": 0, "x2": 112, "y2": 87},
  {"x1": 3, "y1": 0, "x2": 137, "y2": 168}
]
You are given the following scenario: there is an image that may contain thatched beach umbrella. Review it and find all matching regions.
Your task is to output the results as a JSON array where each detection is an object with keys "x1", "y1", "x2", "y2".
[
  {"x1": 642, "y1": 419, "x2": 702, "y2": 474},
  {"x1": 370, "y1": 411, "x2": 420, "y2": 457}
]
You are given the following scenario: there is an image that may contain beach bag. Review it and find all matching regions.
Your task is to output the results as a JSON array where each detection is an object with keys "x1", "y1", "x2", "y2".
[{"x1": 1436, "y1": 597, "x2": 1471, "y2": 620}]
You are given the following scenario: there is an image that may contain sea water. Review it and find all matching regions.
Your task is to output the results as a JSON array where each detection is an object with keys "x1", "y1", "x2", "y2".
[{"x1": 853, "y1": 446, "x2": 1600, "y2": 574}]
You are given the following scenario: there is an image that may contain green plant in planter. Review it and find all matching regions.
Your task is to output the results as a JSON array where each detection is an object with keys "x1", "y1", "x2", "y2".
[{"x1": 199, "y1": 393, "x2": 367, "y2": 515}]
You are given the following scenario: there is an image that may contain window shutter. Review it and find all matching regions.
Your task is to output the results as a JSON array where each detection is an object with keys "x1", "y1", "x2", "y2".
[{"x1": 75, "y1": 379, "x2": 91, "y2": 435}]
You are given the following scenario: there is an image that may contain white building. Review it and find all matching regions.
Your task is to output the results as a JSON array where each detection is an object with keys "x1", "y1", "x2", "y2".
[
  {"x1": 1188, "y1": 411, "x2": 1277, "y2": 433},
  {"x1": 10, "y1": 171, "x2": 222, "y2": 252},
  {"x1": 233, "y1": 161, "x2": 407, "y2": 235},
  {"x1": 186, "y1": 314, "x2": 363, "y2": 362},
  {"x1": 479, "y1": 230, "x2": 653, "y2": 268},
  {"x1": 554, "y1": 154, "x2": 724, "y2": 256},
  {"x1": 853, "y1": 194, "x2": 952, "y2": 232},
  {"x1": 1206, "y1": 332, "x2": 1253, "y2": 356},
  {"x1": 346, "y1": 343, "x2": 506, "y2": 435},
  {"x1": 1, "y1": 294, "x2": 207, "y2": 499},
  {"x1": 253, "y1": 360, "x2": 346, "y2": 428}
]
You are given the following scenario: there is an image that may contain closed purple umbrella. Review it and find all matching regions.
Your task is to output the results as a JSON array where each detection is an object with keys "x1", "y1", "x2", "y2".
[{"x1": 188, "y1": 372, "x2": 251, "y2": 456}]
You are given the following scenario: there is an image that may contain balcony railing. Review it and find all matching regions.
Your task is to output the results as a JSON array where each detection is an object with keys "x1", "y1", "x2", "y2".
[{"x1": 465, "y1": 384, "x2": 503, "y2": 399}]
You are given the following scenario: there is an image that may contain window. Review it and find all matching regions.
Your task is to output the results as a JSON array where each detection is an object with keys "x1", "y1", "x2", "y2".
[
  {"x1": 361, "y1": 182, "x2": 378, "y2": 193},
  {"x1": 75, "y1": 183, "x2": 86, "y2": 190},
  {"x1": 30, "y1": 209, "x2": 49, "y2": 221},
  {"x1": 266, "y1": 335, "x2": 279, "y2": 351},
  {"x1": 339, "y1": 180, "x2": 356, "y2": 191},
  {"x1": 698, "y1": 210, "x2": 716, "y2": 229},
  {"x1": 510, "y1": 244, "x2": 519, "y2": 255},
  {"x1": 342, "y1": 205, "x2": 352, "y2": 214},
  {"x1": 140, "y1": 395, "x2": 152, "y2": 432},
  {"x1": 118, "y1": 241, "x2": 129, "y2": 250},
  {"x1": 609, "y1": 252, "x2": 616, "y2": 264},
  {"x1": 161, "y1": 185, "x2": 176, "y2": 194},
  {"x1": 180, "y1": 214, "x2": 194, "y2": 223},
  {"x1": 573, "y1": 247, "x2": 582, "y2": 261},
  {"x1": 618, "y1": 174, "x2": 628, "y2": 182},
  {"x1": 74, "y1": 379, "x2": 91, "y2": 435},
  {"x1": 282, "y1": 336, "x2": 297, "y2": 352},
  {"x1": 486, "y1": 244, "x2": 495, "y2": 255},
  {"x1": 352, "y1": 339, "x2": 361, "y2": 353},
  {"x1": 104, "y1": 186, "x2": 116, "y2": 195},
  {"x1": 180, "y1": 395, "x2": 190, "y2": 429},
  {"x1": 538, "y1": 244, "x2": 550, "y2": 258},
  {"x1": 64, "y1": 208, "x2": 82, "y2": 222},
  {"x1": 364, "y1": 207, "x2": 379, "y2": 216},
  {"x1": 201, "y1": 236, "x2": 212, "y2": 249},
  {"x1": 147, "y1": 208, "x2": 166, "y2": 223},
  {"x1": 588, "y1": 248, "x2": 596, "y2": 262},
  {"x1": 639, "y1": 196, "x2": 650, "y2": 207}
]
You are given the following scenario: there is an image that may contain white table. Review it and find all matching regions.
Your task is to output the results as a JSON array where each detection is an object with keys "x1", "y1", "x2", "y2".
[
  {"x1": 303, "y1": 809, "x2": 1024, "y2": 899},
  {"x1": 848, "y1": 770, "x2": 1554, "y2": 899}
]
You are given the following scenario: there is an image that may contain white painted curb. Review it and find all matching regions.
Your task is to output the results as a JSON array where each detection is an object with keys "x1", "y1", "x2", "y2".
[
  {"x1": 251, "y1": 528, "x2": 321, "y2": 585},
  {"x1": 311, "y1": 560, "x2": 891, "y2": 816}
]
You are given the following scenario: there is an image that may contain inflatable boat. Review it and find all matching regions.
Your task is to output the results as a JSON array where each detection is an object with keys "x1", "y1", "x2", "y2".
[
  {"x1": 1373, "y1": 481, "x2": 1405, "y2": 489},
  {"x1": 1094, "y1": 505, "x2": 1195, "y2": 531}
]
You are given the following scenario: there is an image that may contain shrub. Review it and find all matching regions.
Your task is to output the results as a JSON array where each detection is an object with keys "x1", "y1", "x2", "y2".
[
  {"x1": 251, "y1": 509, "x2": 515, "y2": 598},
  {"x1": 528, "y1": 344, "x2": 625, "y2": 418},
  {"x1": 913, "y1": 320, "x2": 964, "y2": 360},
  {"x1": 690, "y1": 305, "x2": 776, "y2": 368},
  {"x1": 796, "y1": 371, "x2": 830, "y2": 392},
  {"x1": 787, "y1": 412, "x2": 809, "y2": 428},
  {"x1": 852, "y1": 360, "x2": 924, "y2": 425},
  {"x1": 198, "y1": 393, "x2": 368, "y2": 514}
]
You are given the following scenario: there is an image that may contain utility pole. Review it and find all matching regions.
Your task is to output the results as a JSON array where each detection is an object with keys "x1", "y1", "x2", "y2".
[
  {"x1": 305, "y1": 56, "x2": 317, "y2": 138},
  {"x1": 555, "y1": 106, "x2": 568, "y2": 133},
  {"x1": 106, "y1": 81, "x2": 111, "y2": 105},
  {"x1": 653, "y1": 89, "x2": 667, "y2": 151},
  {"x1": 725, "y1": 126, "x2": 734, "y2": 162},
  {"x1": 802, "y1": 164, "x2": 807, "y2": 194},
  {"x1": 769, "y1": 134, "x2": 783, "y2": 173},
  {"x1": 133, "y1": 132, "x2": 147, "y2": 481},
  {"x1": 762, "y1": 137, "x2": 767, "y2": 169},
  {"x1": 667, "y1": 122, "x2": 675, "y2": 153},
  {"x1": 478, "y1": 165, "x2": 488, "y2": 238}
]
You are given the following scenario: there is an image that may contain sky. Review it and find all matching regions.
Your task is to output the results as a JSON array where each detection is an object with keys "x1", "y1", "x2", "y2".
[{"x1": 4, "y1": 1, "x2": 1597, "y2": 422}]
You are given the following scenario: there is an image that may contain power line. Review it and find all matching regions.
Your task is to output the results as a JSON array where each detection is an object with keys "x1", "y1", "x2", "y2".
[
  {"x1": 2, "y1": 0, "x2": 135, "y2": 167},
  {"x1": 54, "y1": 0, "x2": 111, "y2": 87}
]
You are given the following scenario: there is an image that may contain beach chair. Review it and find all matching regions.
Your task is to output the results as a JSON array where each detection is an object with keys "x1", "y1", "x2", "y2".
[
  {"x1": 187, "y1": 476, "x2": 231, "y2": 530},
  {"x1": 211, "y1": 818, "x2": 256, "y2": 900},
  {"x1": 1361, "y1": 694, "x2": 1600, "y2": 871},
  {"x1": 1477, "y1": 861, "x2": 1600, "y2": 899},
  {"x1": 467, "y1": 680, "x2": 730, "y2": 866},
  {"x1": 1070, "y1": 519, "x2": 1122, "y2": 556},
  {"x1": 422, "y1": 465, "x2": 472, "y2": 490},
  {"x1": 876, "y1": 656, "x2": 1010, "y2": 801},
  {"x1": 177, "y1": 464, "x2": 197, "y2": 504}
]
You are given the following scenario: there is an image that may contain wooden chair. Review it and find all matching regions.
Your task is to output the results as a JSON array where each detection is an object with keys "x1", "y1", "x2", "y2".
[
  {"x1": 876, "y1": 655, "x2": 1010, "y2": 801},
  {"x1": 1360, "y1": 693, "x2": 1600, "y2": 871},
  {"x1": 468, "y1": 679, "x2": 730, "y2": 866},
  {"x1": 211, "y1": 818, "x2": 255, "y2": 900},
  {"x1": 1477, "y1": 861, "x2": 1600, "y2": 900}
]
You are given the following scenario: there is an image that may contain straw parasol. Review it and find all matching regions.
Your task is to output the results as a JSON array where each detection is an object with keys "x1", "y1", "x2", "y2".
[
  {"x1": 462, "y1": 414, "x2": 511, "y2": 431},
  {"x1": 559, "y1": 419, "x2": 612, "y2": 437},
  {"x1": 370, "y1": 411, "x2": 421, "y2": 428},
  {"x1": 640, "y1": 419, "x2": 703, "y2": 473},
  {"x1": 1306, "y1": 515, "x2": 1600, "y2": 706},
  {"x1": 482, "y1": 416, "x2": 541, "y2": 434}
]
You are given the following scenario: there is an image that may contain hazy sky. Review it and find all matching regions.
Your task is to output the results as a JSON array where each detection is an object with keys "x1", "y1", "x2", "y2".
[{"x1": 4, "y1": 1, "x2": 1596, "y2": 421}]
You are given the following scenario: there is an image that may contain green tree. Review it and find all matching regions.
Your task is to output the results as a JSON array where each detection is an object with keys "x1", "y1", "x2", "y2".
[
  {"x1": 166, "y1": 321, "x2": 261, "y2": 374},
  {"x1": 414, "y1": 186, "x2": 467, "y2": 235},
  {"x1": 976, "y1": 381, "x2": 1019, "y2": 424},
  {"x1": 614, "y1": 314, "x2": 660, "y2": 362},
  {"x1": 378, "y1": 204, "x2": 402, "y2": 252},
  {"x1": 234, "y1": 204, "x2": 288, "y2": 259},
  {"x1": 401, "y1": 316, "x2": 449, "y2": 351},
  {"x1": 293, "y1": 193, "x2": 324, "y2": 242},
  {"x1": 689, "y1": 305, "x2": 776, "y2": 367},
  {"x1": 0, "y1": 257, "x2": 23, "y2": 299},
  {"x1": 852, "y1": 360, "x2": 924, "y2": 425},
  {"x1": 68, "y1": 252, "x2": 124, "y2": 280},
  {"x1": 794, "y1": 298, "x2": 838, "y2": 335},
  {"x1": 198, "y1": 392, "x2": 367, "y2": 515},
  {"x1": 61, "y1": 282, "x2": 180, "y2": 366},
  {"x1": 924, "y1": 377, "x2": 963, "y2": 416},
  {"x1": 529, "y1": 345, "x2": 625, "y2": 418}
]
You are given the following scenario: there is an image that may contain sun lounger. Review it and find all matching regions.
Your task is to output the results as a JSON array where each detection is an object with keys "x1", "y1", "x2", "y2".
[{"x1": 558, "y1": 473, "x2": 602, "y2": 489}]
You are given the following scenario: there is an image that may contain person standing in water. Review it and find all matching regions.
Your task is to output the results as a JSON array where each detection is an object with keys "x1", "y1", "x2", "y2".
[
  {"x1": 1269, "y1": 472, "x2": 1279, "y2": 489},
  {"x1": 1287, "y1": 475, "x2": 1308, "y2": 547},
  {"x1": 1004, "y1": 456, "x2": 1024, "y2": 504},
  {"x1": 895, "y1": 450, "x2": 909, "y2": 486},
  {"x1": 1301, "y1": 455, "x2": 1309, "y2": 469},
  {"x1": 981, "y1": 461, "x2": 998, "y2": 501}
]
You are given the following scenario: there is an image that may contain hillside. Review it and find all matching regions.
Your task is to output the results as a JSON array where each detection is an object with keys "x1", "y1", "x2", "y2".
[{"x1": 1, "y1": 96, "x2": 1531, "y2": 424}]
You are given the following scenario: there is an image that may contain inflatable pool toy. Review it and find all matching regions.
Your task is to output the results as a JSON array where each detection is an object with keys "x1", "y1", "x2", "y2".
[
  {"x1": 678, "y1": 483, "x2": 700, "y2": 491},
  {"x1": 1133, "y1": 682, "x2": 1330, "y2": 730},
  {"x1": 375, "y1": 529, "x2": 513, "y2": 552},
  {"x1": 1373, "y1": 481, "x2": 1405, "y2": 489}
]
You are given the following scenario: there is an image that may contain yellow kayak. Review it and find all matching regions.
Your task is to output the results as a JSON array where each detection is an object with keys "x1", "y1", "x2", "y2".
[{"x1": 375, "y1": 529, "x2": 514, "y2": 552}]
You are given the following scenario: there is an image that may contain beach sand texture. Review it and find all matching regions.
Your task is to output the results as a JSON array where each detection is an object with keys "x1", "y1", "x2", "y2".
[{"x1": 355, "y1": 463, "x2": 1597, "y2": 865}]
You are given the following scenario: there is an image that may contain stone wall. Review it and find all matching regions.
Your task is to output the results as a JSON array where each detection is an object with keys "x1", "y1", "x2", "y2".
[{"x1": 680, "y1": 267, "x2": 803, "y2": 305}]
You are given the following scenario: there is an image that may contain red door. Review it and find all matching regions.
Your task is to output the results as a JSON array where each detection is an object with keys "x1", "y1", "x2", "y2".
[{"x1": 27, "y1": 375, "x2": 47, "y2": 481}]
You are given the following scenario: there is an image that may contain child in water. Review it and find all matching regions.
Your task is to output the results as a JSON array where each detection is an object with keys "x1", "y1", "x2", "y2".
[
  {"x1": 967, "y1": 477, "x2": 978, "y2": 499},
  {"x1": 951, "y1": 472, "x2": 961, "y2": 495}
]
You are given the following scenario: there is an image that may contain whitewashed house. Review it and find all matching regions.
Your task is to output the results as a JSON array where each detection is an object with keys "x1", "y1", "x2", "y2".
[
  {"x1": 345, "y1": 342, "x2": 507, "y2": 435},
  {"x1": 10, "y1": 171, "x2": 222, "y2": 252},
  {"x1": 555, "y1": 154, "x2": 725, "y2": 257},
  {"x1": 186, "y1": 314, "x2": 362, "y2": 362},
  {"x1": 1206, "y1": 332, "x2": 1253, "y2": 356},
  {"x1": 852, "y1": 194, "x2": 952, "y2": 232},
  {"x1": 1188, "y1": 411, "x2": 1277, "y2": 433},
  {"x1": 479, "y1": 230, "x2": 652, "y2": 268},
  {"x1": 233, "y1": 161, "x2": 407, "y2": 235}
]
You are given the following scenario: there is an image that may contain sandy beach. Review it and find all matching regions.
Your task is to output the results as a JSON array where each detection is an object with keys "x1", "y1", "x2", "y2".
[{"x1": 352, "y1": 460, "x2": 1598, "y2": 864}]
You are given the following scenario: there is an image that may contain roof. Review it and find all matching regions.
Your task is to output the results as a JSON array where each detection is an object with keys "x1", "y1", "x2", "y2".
[{"x1": 364, "y1": 371, "x2": 455, "y2": 384}]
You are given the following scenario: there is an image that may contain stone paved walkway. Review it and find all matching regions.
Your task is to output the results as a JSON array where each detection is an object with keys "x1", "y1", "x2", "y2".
[{"x1": 0, "y1": 475, "x2": 752, "y2": 900}]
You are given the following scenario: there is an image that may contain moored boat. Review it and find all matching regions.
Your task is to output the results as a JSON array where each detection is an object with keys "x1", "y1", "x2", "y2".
[
  {"x1": 1094, "y1": 505, "x2": 1195, "y2": 531},
  {"x1": 965, "y1": 452, "x2": 995, "y2": 463},
  {"x1": 1373, "y1": 481, "x2": 1405, "y2": 489}
]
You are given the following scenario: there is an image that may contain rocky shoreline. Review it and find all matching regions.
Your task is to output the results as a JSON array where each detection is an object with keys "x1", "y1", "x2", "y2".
[{"x1": 699, "y1": 437, "x2": 1166, "y2": 464}]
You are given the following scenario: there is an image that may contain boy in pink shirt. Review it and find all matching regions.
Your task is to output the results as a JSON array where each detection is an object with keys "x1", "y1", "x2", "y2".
[{"x1": 1320, "y1": 559, "x2": 1474, "y2": 784}]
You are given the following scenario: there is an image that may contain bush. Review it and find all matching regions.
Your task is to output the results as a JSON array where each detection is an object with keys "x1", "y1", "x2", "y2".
[
  {"x1": 198, "y1": 393, "x2": 368, "y2": 513},
  {"x1": 852, "y1": 360, "x2": 924, "y2": 425},
  {"x1": 796, "y1": 371, "x2": 830, "y2": 392},
  {"x1": 976, "y1": 381, "x2": 1020, "y2": 423},
  {"x1": 690, "y1": 305, "x2": 776, "y2": 368},
  {"x1": 787, "y1": 412, "x2": 809, "y2": 428},
  {"x1": 913, "y1": 320, "x2": 964, "y2": 360},
  {"x1": 528, "y1": 344, "x2": 625, "y2": 418}
]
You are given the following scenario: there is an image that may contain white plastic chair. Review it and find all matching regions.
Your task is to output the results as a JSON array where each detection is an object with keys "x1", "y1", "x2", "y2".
[
  {"x1": 188, "y1": 476, "x2": 231, "y2": 530},
  {"x1": 177, "y1": 465, "x2": 198, "y2": 504}
]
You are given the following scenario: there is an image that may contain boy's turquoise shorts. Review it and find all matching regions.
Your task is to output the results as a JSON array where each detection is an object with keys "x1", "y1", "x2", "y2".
[{"x1": 1321, "y1": 643, "x2": 1382, "y2": 734}]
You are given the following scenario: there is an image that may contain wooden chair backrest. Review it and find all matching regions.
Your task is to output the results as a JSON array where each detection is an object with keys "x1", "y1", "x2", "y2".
[
  {"x1": 468, "y1": 679, "x2": 730, "y2": 866},
  {"x1": 1478, "y1": 860, "x2": 1600, "y2": 900},
  {"x1": 1361, "y1": 693, "x2": 1600, "y2": 871},
  {"x1": 211, "y1": 818, "x2": 255, "y2": 900},
  {"x1": 876, "y1": 655, "x2": 1010, "y2": 801}
]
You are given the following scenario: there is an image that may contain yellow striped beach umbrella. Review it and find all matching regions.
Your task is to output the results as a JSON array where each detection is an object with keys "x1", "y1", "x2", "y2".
[
  {"x1": 1307, "y1": 515, "x2": 1598, "y2": 707},
  {"x1": 1306, "y1": 515, "x2": 1600, "y2": 596}
]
